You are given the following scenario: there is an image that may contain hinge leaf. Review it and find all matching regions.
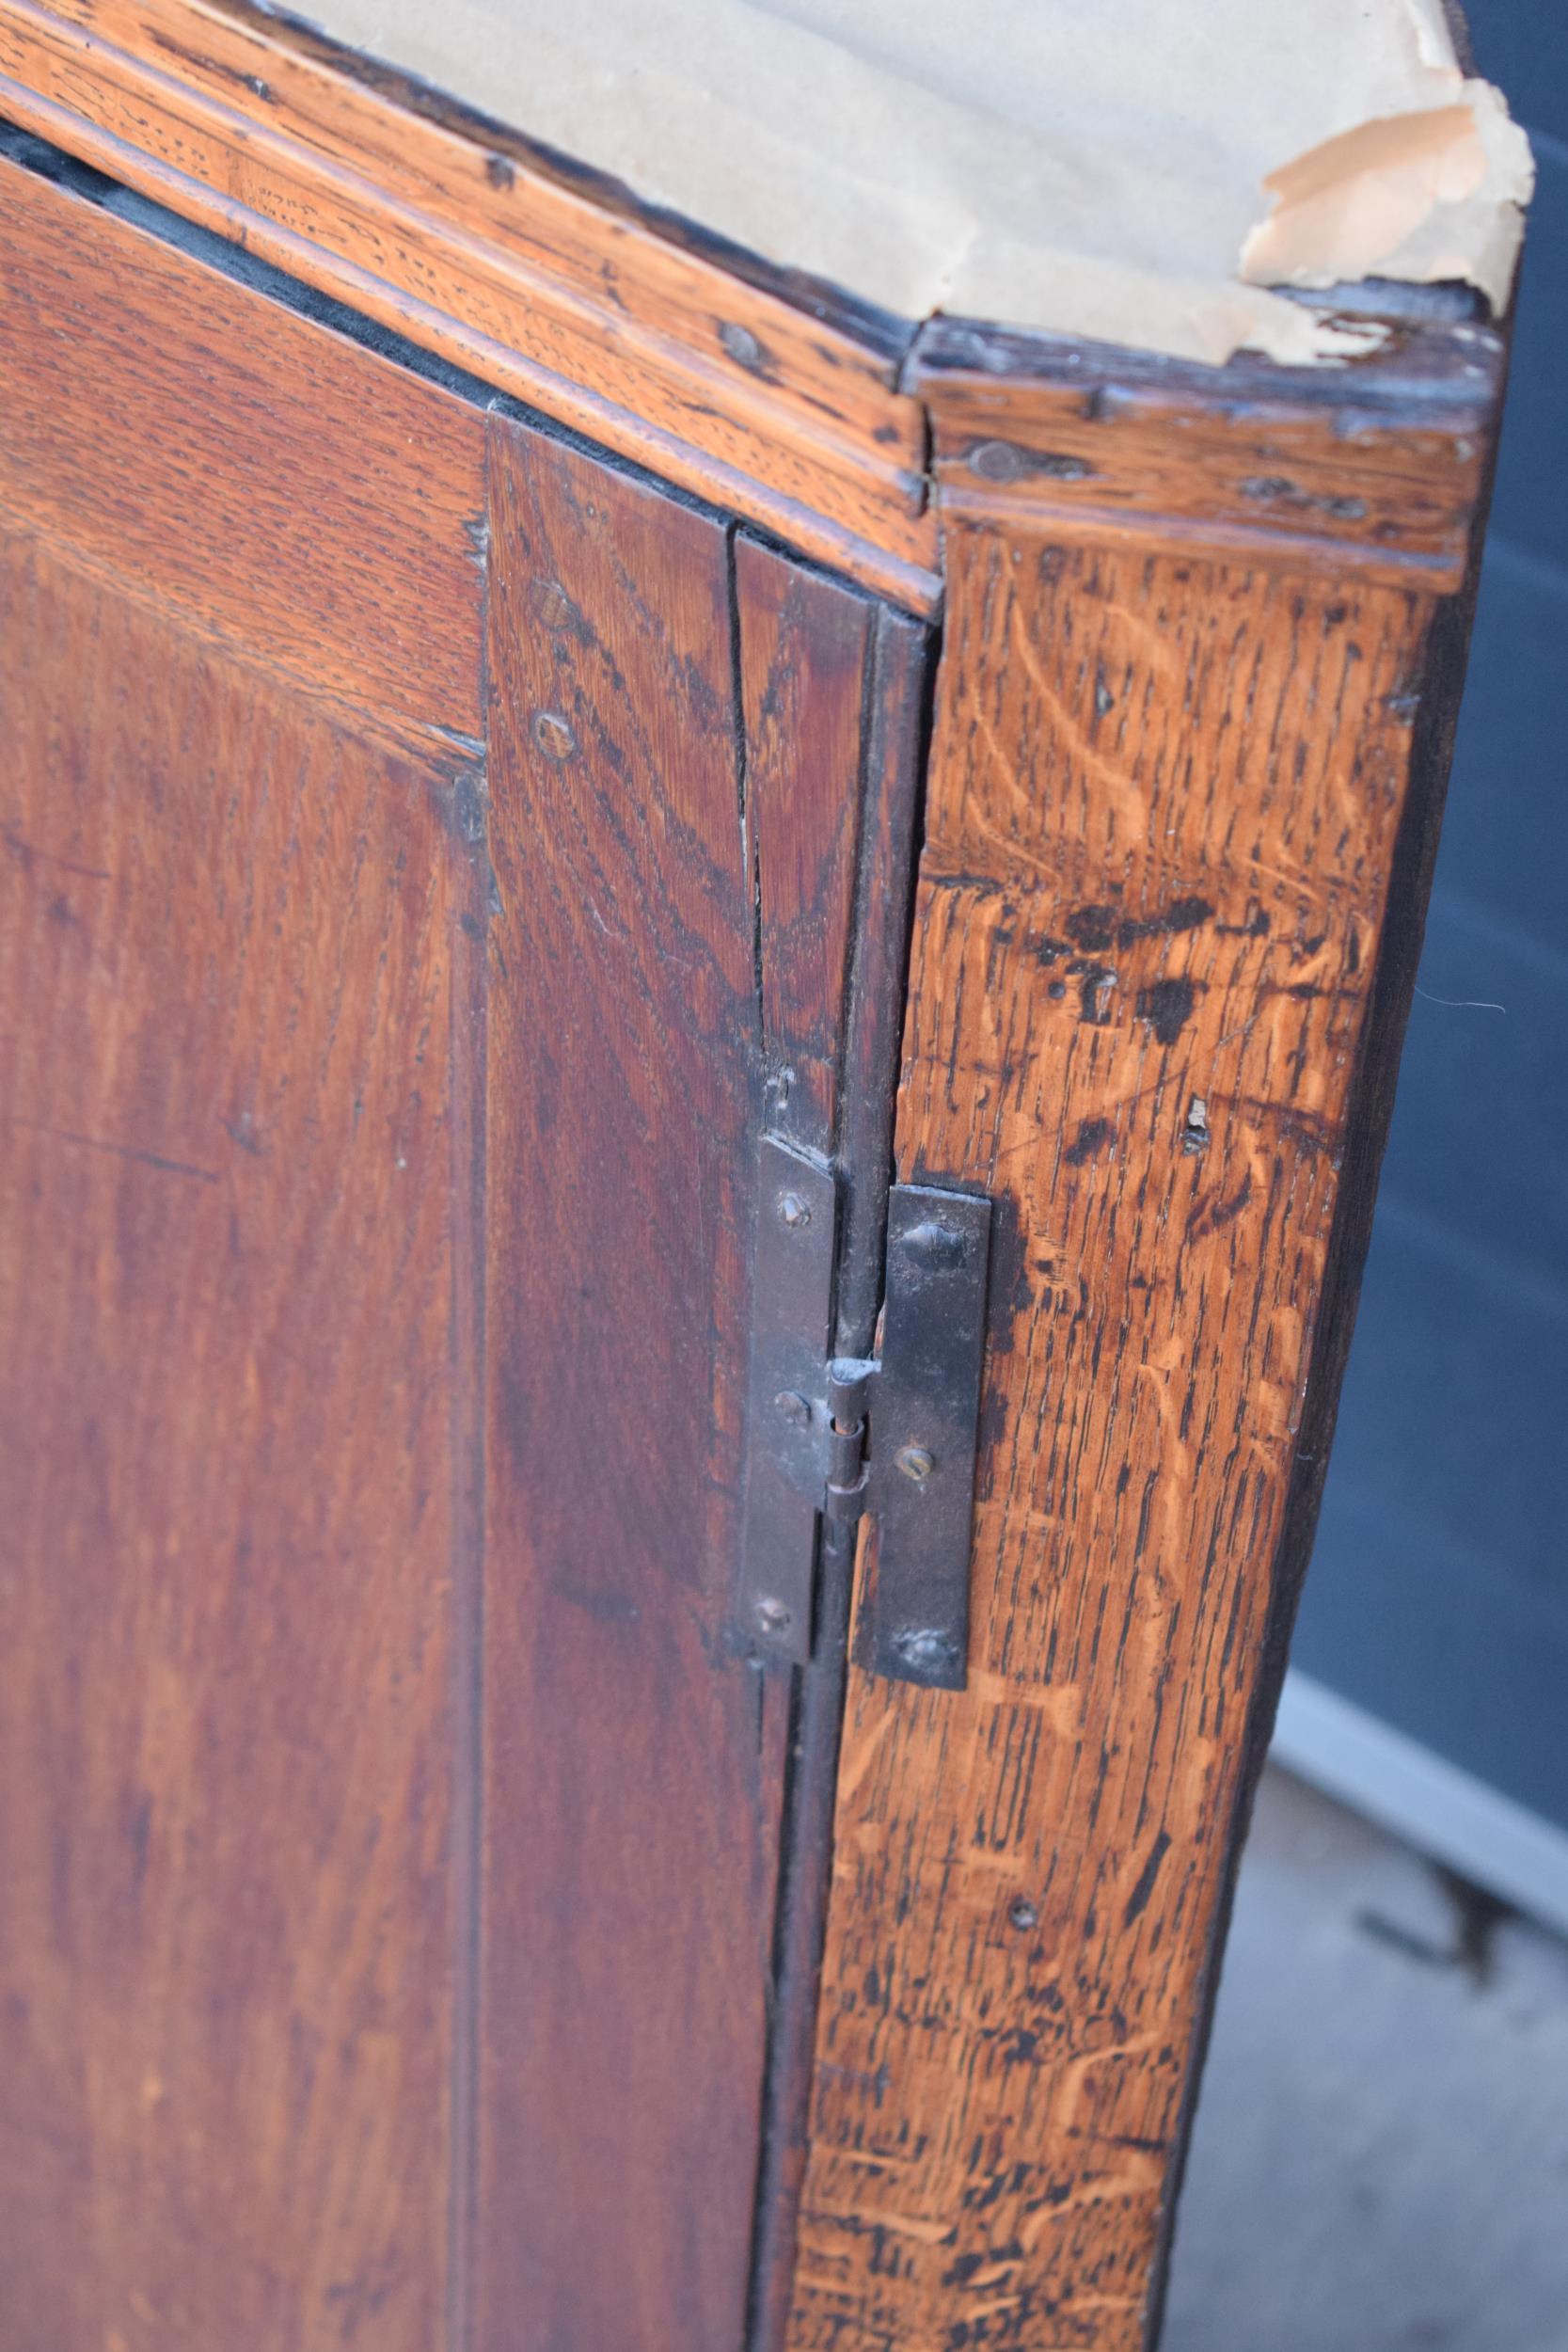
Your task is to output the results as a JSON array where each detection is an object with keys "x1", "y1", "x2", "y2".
[
  {"x1": 734, "y1": 1135, "x2": 990, "y2": 1686},
  {"x1": 865, "y1": 1184, "x2": 991, "y2": 1689},
  {"x1": 736, "y1": 1137, "x2": 838, "y2": 1663}
]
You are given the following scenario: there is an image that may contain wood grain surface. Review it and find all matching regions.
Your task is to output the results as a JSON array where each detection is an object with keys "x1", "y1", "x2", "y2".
[
  {"x1": 477, "y1": 419, "x2": 776, "y2": 2352},
  {"x1": 0, "y1": 137, "x2": 927, "y2": 2352},
  {"x1": 0, "y1": 143, "x2": 487, "y2": 735},
  {"x1": 744, "y1": 595, "x2": 931, "y2": 2352},
  {"x1": 911, "y1": 315, "x2": 1503, "y2": 591},
  {"x1": 0, "y1": 93, "x2": 1508, "y2": 2352},
  {"x1": 736, "y1": 534, "x2": 878, "y2": 1151},
  {"x1": 0, "y1": 1, "x2": 1514, "y2": 620},
  {"x1": 475, "y1": 418, "x2": 915, "y2": 2349},
  {"x1": 784, "y1": 526, "x2": 1471, "y2": 2352},
  {"x1": 0, "y1": 151, "x2": 491, "y2": 2352},
  {"x1": 0, "y1": 533, "x2": 476, "y2": 2348},
  {"x1": 0, "y1": 0, "x2": 940, "y2": 608}
]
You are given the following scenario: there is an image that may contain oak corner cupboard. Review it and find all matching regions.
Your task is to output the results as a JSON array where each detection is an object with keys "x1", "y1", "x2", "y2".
[{"x1": 0, "y1": 2, "x2": 1525, "y2": 2346}]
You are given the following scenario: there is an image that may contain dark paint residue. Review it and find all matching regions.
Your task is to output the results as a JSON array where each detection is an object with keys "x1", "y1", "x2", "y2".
[{"x1": 1136, "y1": 976, "x2": 1198, "y2": 1045}]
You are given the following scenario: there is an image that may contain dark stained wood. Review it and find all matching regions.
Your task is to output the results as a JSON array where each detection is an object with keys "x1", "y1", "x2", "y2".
[
  {"x1": 475, "y1": 426, "x2": 920, "y2": 2351},
  {"x1": 0, "y1": 529, "x2": 478, "y2": 2348},
  {"x1": 0, "y1": 129, "x2": 940, "y2": 2351},
  {"x1": 735, "y1": 563, "x2": 929, "y2": 2352},
  {"x1": 0, "y1": 143, "x2": 487, "y2": 735},
  {"x1": 736, "y1": 534, "x2": 877, "y2": 1151},
  {"x1": 0, "y1": 79, "x2": 1513, "y2": 2352},
  {"x1": 477, "y1": 413, "x2": 770, "y2": 2352},
  {"x1": 911, "y1": 311, "x2": 1503, "y2": 590},
  {"x1": 0, "y1": 0, "x2": 942, "y2": 608},
  {"x1": 785, "y1": 521, "x2": 1487, "y2": 2352},
  {"x1": 0, "y1": 143, "x2": 488, "y2": 2352},
  {"x1": 745, "y1": 599, "x2": 931, "y2": 2352}
]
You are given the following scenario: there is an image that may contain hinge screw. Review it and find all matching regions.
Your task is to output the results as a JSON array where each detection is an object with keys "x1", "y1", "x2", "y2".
[
  {"x1": 773, "y1": 1390, "x2": 812, "y2": 1429},
  {"x1": 754, "y1": 1597, "x2": 793, "y2": 1638},
  {"x1": 720, "y1": 320, "x2": 766, "y2": 371},
  {"x1": 903, "y1": 1219, "x2": 968, "y2": 1272},
  {"x1": 892, "y1": 1625, "x2": 960, "y2": 1676},
  {"x1": 778, "y1": 1192, "x2": 811, "y2": 1229},
  {"x1": 531, "y1": 709, "x2": 578, "y2": 762},
  {"x1": 968, "y1": 437, "x2": 1028, "y2": 484},
  {"x1": 895, "y1": 1444, "x2": 936, "y2": 1483}
]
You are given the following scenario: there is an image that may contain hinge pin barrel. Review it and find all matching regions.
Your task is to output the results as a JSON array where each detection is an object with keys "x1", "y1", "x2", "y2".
[{"x1": 735, "y1": 1136, "x2": 990, "y2": 1688}]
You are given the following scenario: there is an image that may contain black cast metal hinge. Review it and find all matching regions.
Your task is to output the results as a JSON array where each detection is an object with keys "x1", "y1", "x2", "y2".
[{"x1": 736, "y1": 1136, "x2": 992, "y2": 1690}]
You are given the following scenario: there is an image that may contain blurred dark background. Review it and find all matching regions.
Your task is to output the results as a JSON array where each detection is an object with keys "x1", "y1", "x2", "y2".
[
  {"x1": 1165, "y1": 19, "x2": 1568, "y2": 2344},
  {"x1": 1280, "y1": 0, "x2": 1568, "y2": 1872}
]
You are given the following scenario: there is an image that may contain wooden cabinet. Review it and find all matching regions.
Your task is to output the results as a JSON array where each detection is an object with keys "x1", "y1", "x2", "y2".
[
  {"x1": 0, "y1": 12, "x2": 1510, "y2": 2347},
  {"x1": 0, "y1": 143, "x2": 929, "y2": 2348}
]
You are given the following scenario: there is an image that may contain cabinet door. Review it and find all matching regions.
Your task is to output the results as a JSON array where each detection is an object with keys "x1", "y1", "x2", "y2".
[{"x1": 0, "y1": 140, "x2": 927, "y2": 2352}]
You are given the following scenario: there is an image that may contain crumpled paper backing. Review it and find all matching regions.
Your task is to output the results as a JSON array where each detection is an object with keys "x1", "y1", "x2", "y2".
[{"x1": 296, "y1": 0, "x2": 1534, "y2": 365}]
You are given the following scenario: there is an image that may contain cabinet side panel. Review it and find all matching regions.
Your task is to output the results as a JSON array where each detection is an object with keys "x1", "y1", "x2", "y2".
[
  {"x1": 0, "y1": 534, "x2": 470, "y2": 2348},
  {"x1": 478, "y1": 422, "x2": 775, "y2": 2352},
  {"x1": 786, "y1": 532, "x2": 1443, "y2": 2351}
]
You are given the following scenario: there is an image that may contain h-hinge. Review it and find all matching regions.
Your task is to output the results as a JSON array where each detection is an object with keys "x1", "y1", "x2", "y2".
[{"x1": 735, "y1": 1136, "x2": 992, "y2": 1690}]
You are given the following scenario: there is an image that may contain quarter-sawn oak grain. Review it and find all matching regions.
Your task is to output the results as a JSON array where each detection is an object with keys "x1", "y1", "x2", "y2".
[
  {"x1": 0, "y1": 82, "x2": 1512, "y2": 2352},
  {"x1": 785, "y1": 530, "x2": 1456, "y2": 2352},
  {"x1": 0, "y1": 0, "x2": 940, "y2": 608}
]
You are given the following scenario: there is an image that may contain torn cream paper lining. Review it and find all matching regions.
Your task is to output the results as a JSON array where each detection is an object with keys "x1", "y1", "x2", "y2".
[{"x1": 293, "y1": 0, "x2": 1533, "y2": 365}]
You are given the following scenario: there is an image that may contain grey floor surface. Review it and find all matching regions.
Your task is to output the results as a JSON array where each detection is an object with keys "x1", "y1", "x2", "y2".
[{"x1": 1163, "y1": 1768, "x2": 1568, "y2": 2352}]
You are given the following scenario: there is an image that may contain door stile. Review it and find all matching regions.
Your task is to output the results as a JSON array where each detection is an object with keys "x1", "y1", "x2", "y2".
[{"x1": 740, "y1": 580, "x2": 931, "y2": 2352}]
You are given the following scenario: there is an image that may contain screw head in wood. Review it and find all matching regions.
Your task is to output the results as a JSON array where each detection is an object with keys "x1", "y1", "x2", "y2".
[
  {"x1": 895, "y1": 1444, "x2": 935, "y2": 1483},
  {"x1": 891, "y1": 1625, "x2": 959, "y2": 1676},
  {"x1": 532, "y1": 710, "x2": 578, "y2": 762},
  {"x1": 528, "y1": 577, "x2": 577, "y2": 633},
  {"x1": 967, "y1": 437, "x2": 1028, "y2": 484},
  {"x1": 902, "y1": 1218, "x2": 968, "y2": 1273},
  {"x1": 719, "y1": 320, "x2": 766, "y2": 371},
  {"x1": 1007, "y1": 1896, "x2": 1039, "y2": 1931}
]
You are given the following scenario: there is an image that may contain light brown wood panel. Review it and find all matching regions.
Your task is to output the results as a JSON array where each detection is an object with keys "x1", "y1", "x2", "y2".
[
  {"x1": 0, "y1": 0, "x2": 941, "y2": 608},
  {"x1": 0, "y1": 144, "x2": 487, "y2": 735},
  {"x1": 786, "y1": 529, "x2": 1454, "y2": 2352},
  {"x1": 910, "y1": 316, "x2": 1499, "y2": 591},
  {"x1": 0, "y1": 530, "x2": 477, "y2": 2349}
]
